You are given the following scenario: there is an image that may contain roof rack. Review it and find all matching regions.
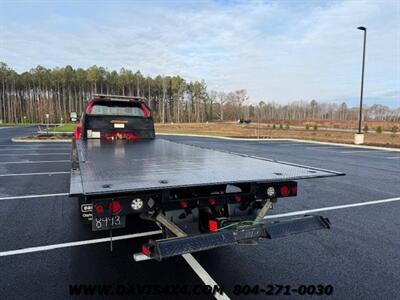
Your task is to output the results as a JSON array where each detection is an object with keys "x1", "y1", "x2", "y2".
[{"x1": 92, "y1": 94, "x2": 147, "y2": 102}]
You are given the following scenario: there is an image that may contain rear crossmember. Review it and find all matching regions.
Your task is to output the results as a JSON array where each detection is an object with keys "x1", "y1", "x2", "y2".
[{"x1": 134, "y1": 212, "x2": 330, "y2": 261}]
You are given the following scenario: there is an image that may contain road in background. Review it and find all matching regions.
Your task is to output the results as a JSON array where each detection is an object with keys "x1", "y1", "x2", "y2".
[{"x1": 0, "y1": 128, "x2": 399, "y2": 299}]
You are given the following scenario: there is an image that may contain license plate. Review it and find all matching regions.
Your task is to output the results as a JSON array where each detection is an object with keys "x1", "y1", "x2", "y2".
[{"x1": 92, "y1": 215, "x2": 126, "y2": 231}]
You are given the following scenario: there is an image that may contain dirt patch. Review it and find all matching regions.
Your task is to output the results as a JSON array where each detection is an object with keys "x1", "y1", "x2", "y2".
[{"x1": 155, "y1": 123, "x2": 400, "y2": 148}]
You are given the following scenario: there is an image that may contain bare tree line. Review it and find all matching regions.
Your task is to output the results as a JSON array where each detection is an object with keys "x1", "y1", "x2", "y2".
[{"x1": 0, "y1": 63, "x2": 399, "y2": 124}]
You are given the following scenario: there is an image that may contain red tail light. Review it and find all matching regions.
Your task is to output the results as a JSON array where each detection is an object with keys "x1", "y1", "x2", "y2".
[
  {"x1": 85, "y1": 100, "x2": 95, "y2": 114},
  {"x1": 280, "y1": 185, "x2": 290, "y2": 197},
  {"x1": 109, "y1": 200, "x2": 121, "y2": 213},
  {"x1": 94, "y1": 204, "x2": 104, "y2": 214},
  {"x1": 179, "y1": 200, "x2": 189, "y2": 209},
  {"x1": 291, "y1": 184, "x2": 298, "y2": 195},
  {"x1": 208, "y1": 219, "x2": 218, "y2": 232},
  {"x1": 73, "y1": 124, "x2": 82, "y2": 139},
  {"x1": 208, "y1": 198, "x2": 217, "y2": 206},
  {"x1": 234, "y1": 195, "x2": 242, "y2": 203},
  {"x1": 142, "y1": 244, "x2": 150, "y2": 256},
  {"x1": 141, "y1": 103, "x2": 151, "y2": 117}
]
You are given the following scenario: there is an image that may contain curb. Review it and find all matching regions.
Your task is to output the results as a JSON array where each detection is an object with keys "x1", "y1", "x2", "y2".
[
  {"x1": 11, "y1": 137, "x2": 71, "y2": 143},
  {"x1": 38, "y1": 131, "x2": 73, "y2": 135},
  {"x1": 156, "y1": 133, "x2": 400, "y2": 152}
]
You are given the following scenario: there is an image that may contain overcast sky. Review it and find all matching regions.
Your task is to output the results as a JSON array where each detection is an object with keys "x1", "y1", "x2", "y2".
[{"x1": 0, "y1": 0, "x2": 399, "y2": 107}]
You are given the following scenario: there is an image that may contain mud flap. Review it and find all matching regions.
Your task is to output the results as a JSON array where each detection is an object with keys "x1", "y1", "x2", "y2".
[{"x1": 143, "y1": 215, "x2": 330, "y2": 261}]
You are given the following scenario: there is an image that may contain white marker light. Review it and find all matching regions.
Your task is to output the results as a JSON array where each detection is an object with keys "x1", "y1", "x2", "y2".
[
  {"x1": 131, "y1": 198, "x2": 143, "y2": 210},
  {"x1": 267, "y1": 186, "x2": 276, "y2": 198}
]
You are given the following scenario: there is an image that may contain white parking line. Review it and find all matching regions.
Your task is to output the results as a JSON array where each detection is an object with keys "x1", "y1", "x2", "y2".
[
  {"x1": 183, "y1": 254, "x2": 230, "y2": 300},
  {"x1": 0, "y1": 193, "x2": 68, "y2": 201},
  {"x1": 265, "y1": 196, "x2": 400, "y2": 219},
  {"x1": 1, "y1": 195, "x2": 399, "y2": 254},
  {"x1": 386, "y1": 156, "x2": 400, "y2": 159},
  {"x1": 0, "y1": 230, "x2": 162, "y2": 257},
  {"x1": 0, "y1": 148, "x2": 70, "y2": 151},
  {"x1": 0, "y1": 145, "x2": 68, "y2": 147},
  {"x1": 0, "y1": 160, "x2": 70, "y2": 164},
  {"x1": 340, "y1": 150, "x2": 383, "y2": 154},
  {"x1": 0, "y1": 229, "x2": 229, "y2": 299},
  {"x1": 276, "y1": 143, "x2": 309, "y2": 146},
  {"x1": 0, "y1": 171, "x2": 69, "y2": 177},
  {"x1": 305, "y1": 147, "x2": 343, "y2": 150},
  {"x1": 0, "y1": 143, "x2": 67, "y2": 147},
  {"x1": 0, "y1": 153, "x2": 69, "y2": 156},
  {"x1": 2, "y1": 195, "x2": 399, "y2": 300}
]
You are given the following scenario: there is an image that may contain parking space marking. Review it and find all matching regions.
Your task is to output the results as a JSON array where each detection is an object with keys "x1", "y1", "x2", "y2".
[
  {"x1": 2, "y1": 196, "x2": 399, "y2": 300},
  {"x1": 340, "y1": 150, "x2": 384, "y2": 154},
  {"x1": 305, "y1": 146, "x2": 345, "y2": 150},
  {"x1": 386, "y1": 156, "x2": 400, "y2": 159},
  {"x1": 0, "y1": 231, "x2": 162, "y2": 257},
  {"x1": 0, "y1": 230, "x2": 229, "y2": 299},
  {"x1": 0, "y1": 153, "x2": 69, "y2": 156},
  {"x1": 275, "y1": 143, "x2": 310, "y2": 146},
  {"x1": 0, "y1": 143, "x2": 68, "y2": 148},
  {"x1": 0, "y1": 160, "x2": 70, "y2": 164},
  {"x1": 0, "y1": 143, "x2": 68, "y2": 146},
  {"x1": 0, "y1": 193, "x2": 68, "y2": 201},
  {"x1": 0, "y1": 171, "x2": 69, "y2": 177},
  {"x1": 2, "y1": 196, "x2": 399, "y2": 254},
  {"x1": 265, "y1": 196, "x2": 400, "y2": 220},
  {"x1": 183, "y1": 254, "x2": 230, "y2": 300},
  {"x1": 0, "y1": 148, "x2": 71, "y2": 151}
]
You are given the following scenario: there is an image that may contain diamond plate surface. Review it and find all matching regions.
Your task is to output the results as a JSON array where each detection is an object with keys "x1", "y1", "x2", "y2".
[{"x1": 75, "y1": 138, "x2": 343, "y2": 196}]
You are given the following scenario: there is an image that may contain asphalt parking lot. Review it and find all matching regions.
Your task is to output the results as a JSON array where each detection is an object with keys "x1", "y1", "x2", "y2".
[{"x1": 1, "y1": 127, "x2": 399, "y2": 299}]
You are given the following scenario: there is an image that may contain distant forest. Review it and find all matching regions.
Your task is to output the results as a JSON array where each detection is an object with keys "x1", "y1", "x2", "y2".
[{"x1": 1, "y1": 63, "x2": 399, "y2": 123}]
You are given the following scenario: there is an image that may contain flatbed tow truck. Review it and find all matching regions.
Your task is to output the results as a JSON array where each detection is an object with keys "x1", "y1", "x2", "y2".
[{"x1": 69, "y1": 94, "x2": 344, "y2": 261}]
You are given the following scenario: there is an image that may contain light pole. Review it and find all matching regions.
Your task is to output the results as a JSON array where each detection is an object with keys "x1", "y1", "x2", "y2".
[{"x1": 357, "y1": 26, "x2": 367, "y2": 134}]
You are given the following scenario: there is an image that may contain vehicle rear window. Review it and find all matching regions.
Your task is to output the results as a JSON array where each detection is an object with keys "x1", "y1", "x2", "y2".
[{"x1": 90, "y1": 102, "x2": 145, "y2": 117}]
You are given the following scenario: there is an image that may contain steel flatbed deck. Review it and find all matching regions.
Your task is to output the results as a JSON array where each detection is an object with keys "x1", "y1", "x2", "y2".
[{"x1": 70, "y1": 138, "x2": 343, "y2": 197}]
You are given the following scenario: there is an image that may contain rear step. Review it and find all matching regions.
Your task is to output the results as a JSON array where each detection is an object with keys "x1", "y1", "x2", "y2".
[{"x1": 137, "y1": 215, "x2": 330, "y2": 261}]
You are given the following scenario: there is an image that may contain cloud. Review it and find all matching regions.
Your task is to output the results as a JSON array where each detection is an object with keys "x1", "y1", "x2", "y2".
[{"x1": 0, "y1": 0, "x2": 398, "y2": 107}]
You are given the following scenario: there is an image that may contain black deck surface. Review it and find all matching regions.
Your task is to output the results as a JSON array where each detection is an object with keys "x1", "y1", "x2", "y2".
[{"x1": 74, "y1": 138, "x2": 343, "y2": 196}]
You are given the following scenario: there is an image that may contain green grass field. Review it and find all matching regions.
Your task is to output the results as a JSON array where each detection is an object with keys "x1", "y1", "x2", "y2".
[{"x1": 52, "y1": 123, "x2": 76, "y2": 132}]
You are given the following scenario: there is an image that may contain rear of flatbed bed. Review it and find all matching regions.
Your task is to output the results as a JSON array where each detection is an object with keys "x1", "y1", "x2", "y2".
[
  {"x1": 70, "y1": 138, "x2": 343, "y2": 197},
  {"x1": 69, "y1": 137, "x2": 344, "y2": 260}
]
